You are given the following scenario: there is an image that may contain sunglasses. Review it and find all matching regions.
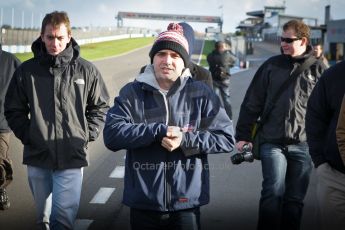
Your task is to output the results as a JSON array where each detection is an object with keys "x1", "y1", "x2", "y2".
[{"x1": 280, "y1": 37, "x2": 301, "y2": 43}]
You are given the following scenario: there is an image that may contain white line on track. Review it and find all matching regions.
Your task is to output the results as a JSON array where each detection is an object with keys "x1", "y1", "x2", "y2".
[
  {"x1": 109, "y1": 166, "x2": 125, "y2": 178},
  {"x1": 90, "y1": 187, "x2": 116, "y2": 204}
]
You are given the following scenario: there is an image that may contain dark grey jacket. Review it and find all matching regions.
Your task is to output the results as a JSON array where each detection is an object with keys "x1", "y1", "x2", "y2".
[
  {"x1": 236, "y1": 46, "x2": 326, "y2": 145},
  {"x1": 5, "y1": 38, "x2": 109, "y2": 169},
  {"x1": 0, "y1": 45, "x2": 21, "y2": 133},
  {"x1": 104, "y1": 65, "x2": 234, "y2": 211}
]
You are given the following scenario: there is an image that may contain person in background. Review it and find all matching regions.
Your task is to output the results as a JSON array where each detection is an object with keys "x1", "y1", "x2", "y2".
[
  {"x1": 306, "y1": 60, "x2": 345, "y2": 230},
  {"x1": 207, "y1": 40, "x2": 236, "y2": 119},
  {"x1": 0, "y1": 44, "x2": 21, "y2": 211},
  {"x1": 5, "y1": 11, "x2": 109, "y2": 229},
  {"x1": 236, "y1": 19, "x2": 326, "y2": 230},
  {"x1": 178, "y1": 22, "x2": 213, "y2": 88},
  {"x1": 313, "y1": 42, "x2": 329, "y2": 68},
  {"x1": 103, "y1": 22, "x2": 234, "y2": 230}
]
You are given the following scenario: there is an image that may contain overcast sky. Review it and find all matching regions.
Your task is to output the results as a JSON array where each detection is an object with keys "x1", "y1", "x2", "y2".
[{"x1": 0, "y1": 0, "x2": 344, "y2": 33}]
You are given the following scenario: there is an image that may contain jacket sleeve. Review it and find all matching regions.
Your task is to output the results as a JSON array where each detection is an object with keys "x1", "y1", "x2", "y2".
[
  {"x1": 306, "y1": 77, "x2": 328, "y2": 167},
  {"x1": 336, "y1": 95, "x2": 345, "y2": 165},
  {"x1": 103, "y1": 85, "x2": 168, "y2": 152},
  {"x1": 4, "y1": 68, "x2": 30, "y2": 145},
  {"x1": 180, "y1": 88, "x2": 235, "y2": 156},
  {"x1": 86, "y1": 68, "x2": 110, "y2": 141},
  {"x1": 235, "y1": 63, "x2": 269, "y2": 142}
]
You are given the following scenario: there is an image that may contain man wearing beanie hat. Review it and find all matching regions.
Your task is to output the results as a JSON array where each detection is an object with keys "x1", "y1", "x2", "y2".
[
  {"x1": 140, "y1": 22, "x2": 213, "y2": 89},
  {"x1": 104, "y1": 22, "x2": 235, "y2": 230},
  {"x1": 149, "y1": 23, "x2": 190, "y2": 67}
]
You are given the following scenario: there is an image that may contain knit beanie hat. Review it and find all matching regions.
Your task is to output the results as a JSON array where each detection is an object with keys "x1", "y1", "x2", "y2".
[{"x1": 149, "y1": 23, "x2": 189, "y2": 67}]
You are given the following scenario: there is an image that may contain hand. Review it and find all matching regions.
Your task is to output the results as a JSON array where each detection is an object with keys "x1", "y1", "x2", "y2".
[
  {"x1": 161, "y1": 126, "x2": 183, "y2": 152},
  {"x1": 236, "y1": 141, "x2": 253, "y2": 152}
]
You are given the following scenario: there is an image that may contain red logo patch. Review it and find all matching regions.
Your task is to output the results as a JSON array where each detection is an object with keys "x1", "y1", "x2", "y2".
[{"x1": 179, "y1": 198, "x2": 188, "y2": 202}]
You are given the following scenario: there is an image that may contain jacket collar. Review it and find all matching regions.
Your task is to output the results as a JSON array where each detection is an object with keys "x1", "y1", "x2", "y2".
[
  {"x1": 31, "y1": 37, "x2": 80, "y2": 67},
  {"x1": 136, "y1": 65, "x2": 192, "y2": 93},
  {"x1": 281, "y1": 44, "x2": 314, "y2": 64}
]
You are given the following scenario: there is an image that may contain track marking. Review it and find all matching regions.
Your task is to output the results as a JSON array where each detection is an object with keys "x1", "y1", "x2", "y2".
[
  {"x1": 109, "y1": 166, "x2": 125, "y2": 178},
  {"x1": 90, "y1": 187, "x2": 115, "y2": 204}
]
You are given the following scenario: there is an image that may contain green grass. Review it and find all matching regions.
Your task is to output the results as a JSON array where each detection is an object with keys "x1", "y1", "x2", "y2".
[
  {"x1": 15, "y1": 52, "x2": 34, "y2": 62},
  {"x1": 14, "y1": 37, "x2": 154, "y2": 62},
  {"x1": 80, "y1": 37, "x2": 154, "y2": 60},
  {"x1": 14, "y1": 37, "x2": 215, "y2": 66},
  {"x1": 200, "y1": 40, "x2": 215, "y2": 67}
]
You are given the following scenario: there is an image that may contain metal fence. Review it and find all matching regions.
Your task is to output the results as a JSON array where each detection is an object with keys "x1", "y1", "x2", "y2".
[{"x1": 0, "y1": 26, "x2": 154, "y2": 46}]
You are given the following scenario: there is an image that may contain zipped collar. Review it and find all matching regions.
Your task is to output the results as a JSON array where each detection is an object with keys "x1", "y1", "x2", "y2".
[
  {"x1": 136, "y1": 64, "x2": 192, "y2": 93},
  {"x1": 31, "y1": 37, "x2": 80, "y2": 67}
]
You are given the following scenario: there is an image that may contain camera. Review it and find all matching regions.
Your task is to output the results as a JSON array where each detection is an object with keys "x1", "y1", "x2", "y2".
[{"x1": 231, "y1": 144, "x2": 254, "y2": 164}]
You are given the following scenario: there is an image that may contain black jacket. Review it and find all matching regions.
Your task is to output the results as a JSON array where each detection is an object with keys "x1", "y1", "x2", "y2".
[
  {"x1": 207, "y1": 49, "x2": 236, "y2": 82},
  {"x1": 0, "y1": 45, "x2": 21, "y2": 133},
  {"x1": 236, "y1": 46, "x2": 326, "y2": 145},
  {"x1": 5, "y1": 38, "x2": 109, "y2": 169},
  {"x1": 306, "y1": 60, "x2": 345, "y2": 173}
]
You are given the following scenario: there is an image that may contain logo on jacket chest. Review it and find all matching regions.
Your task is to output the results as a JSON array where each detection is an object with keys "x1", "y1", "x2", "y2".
[{"x1": 74, "y1": 79, "x2": 85, "y2": 85}]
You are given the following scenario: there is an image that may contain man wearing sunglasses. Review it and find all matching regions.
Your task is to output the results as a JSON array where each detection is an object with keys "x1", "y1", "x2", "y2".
[{"x1": 235, "y1": 20, "x2": 326, "y2": 230}]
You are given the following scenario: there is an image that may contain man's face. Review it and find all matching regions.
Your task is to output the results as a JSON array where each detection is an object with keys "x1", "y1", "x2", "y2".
[
  {"x1": 218, "y1": 42, "x2": 226, "y2": 53},
  {"x1": 281, "y1": 28, "x2": 307, "y2": 57},
  {"x1": 153, "y1": 49, "x2": 185, "y2": 88},
  {"x1": 313, "y1": 45, "x2": 322, "y2": 58},
  {"x1": 41, "y1": 23, "x2": 71, "y2": 56}
]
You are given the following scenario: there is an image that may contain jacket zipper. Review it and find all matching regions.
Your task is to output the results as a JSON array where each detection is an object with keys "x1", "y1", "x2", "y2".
[{"x1": 159, "y1": 91, "x2": 170, "y2": 211}]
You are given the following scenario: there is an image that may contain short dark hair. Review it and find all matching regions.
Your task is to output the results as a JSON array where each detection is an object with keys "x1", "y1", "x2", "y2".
[
  {"x1": 215, "y1": 41, "x2": 225, "y2": 49},
  {"x1": 312, "y1": 41, "x2": 323, "y2": 47},
  {"x1": 283, "y1": 20, "x2": 310, "y2": 41},
  {"x1": 41, "y1": 11, "x2": 71, "y2": 35}
]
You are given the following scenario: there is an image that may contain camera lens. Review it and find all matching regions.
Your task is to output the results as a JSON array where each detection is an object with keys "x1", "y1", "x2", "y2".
[{"x1": 231, "y1": 153, "x2": 244, "y2": 164}]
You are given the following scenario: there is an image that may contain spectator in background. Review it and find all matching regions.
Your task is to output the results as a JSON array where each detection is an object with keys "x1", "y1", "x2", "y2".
[
  {"x1": 178, "y1": 22, "x2": 213, "y2": 88},
  {"x1": 236, "y1": 19, "x2": 326, "y2": 230},
  {"x1": 313, "y1": 42, "x2": 329, "y2": 68},
  {"x1": 103, "y1": 22, "x2": 234, "y2": 230},
  {"x1": 207, "y1": 41, "x2": 236, "y2": 119},
  {"x1": 5, "y1": 11, "x2": 109, "y2": 229},
  {"x1": 0, "y1": 44, "x2": 21, "y2": 211},
  {"x1": 306, "y1": 60, "x2": 345, "y2": 230}
]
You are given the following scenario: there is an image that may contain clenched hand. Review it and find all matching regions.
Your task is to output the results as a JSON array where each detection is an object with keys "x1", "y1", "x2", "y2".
[{"x1": 161, "y1": 126, "x2": 183, "y2": 152}]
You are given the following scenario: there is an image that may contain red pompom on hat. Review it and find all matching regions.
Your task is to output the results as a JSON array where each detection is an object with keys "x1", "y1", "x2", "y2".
[{"x1": 149, "y1": 23, "x2": 189, "y2": 66}]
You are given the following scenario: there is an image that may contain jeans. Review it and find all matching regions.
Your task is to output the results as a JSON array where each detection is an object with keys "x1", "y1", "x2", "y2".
[
  {"x1": 27, "y1": 166, "x2": 83, "y2": 230},
  {"x1": 130, "y1": 207, "x2": 200, "y2": 230},
  {"x1": 257, "y1": 142, "x2": 312, "y2": 230},
  {"x1": 213, "y1": 80, "x2": 232, "y2": 120}
]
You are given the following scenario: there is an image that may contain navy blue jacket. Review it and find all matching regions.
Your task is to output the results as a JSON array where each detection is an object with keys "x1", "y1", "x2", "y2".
[
  {"x1": 306, "y1": 60, "x2": 345, "y2": 174},
  {"x1": 104, "y1": 65, "x2": 234, "y2": 211}
]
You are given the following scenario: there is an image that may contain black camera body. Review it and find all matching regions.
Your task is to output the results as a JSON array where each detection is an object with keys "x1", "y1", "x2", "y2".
[{"x1": 231, "y1": 144, "x2": 254, "y2": 164}]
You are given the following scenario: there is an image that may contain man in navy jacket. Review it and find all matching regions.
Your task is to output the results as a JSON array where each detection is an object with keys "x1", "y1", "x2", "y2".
[
  {"x1": 103, "y1": 23, "x2": 234, "y2": 230},
  {"x1": 306, "y1": 60, "x2": 345, "y2": 230}
]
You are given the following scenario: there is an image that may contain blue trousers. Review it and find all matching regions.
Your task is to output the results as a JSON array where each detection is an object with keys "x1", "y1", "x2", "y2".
[
  {"x1": 257, "y1": 142, "x2": 312, "y2": 230},
  {"x1": 27, "y1": 166, "x2": 83, "y2": 230}
]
